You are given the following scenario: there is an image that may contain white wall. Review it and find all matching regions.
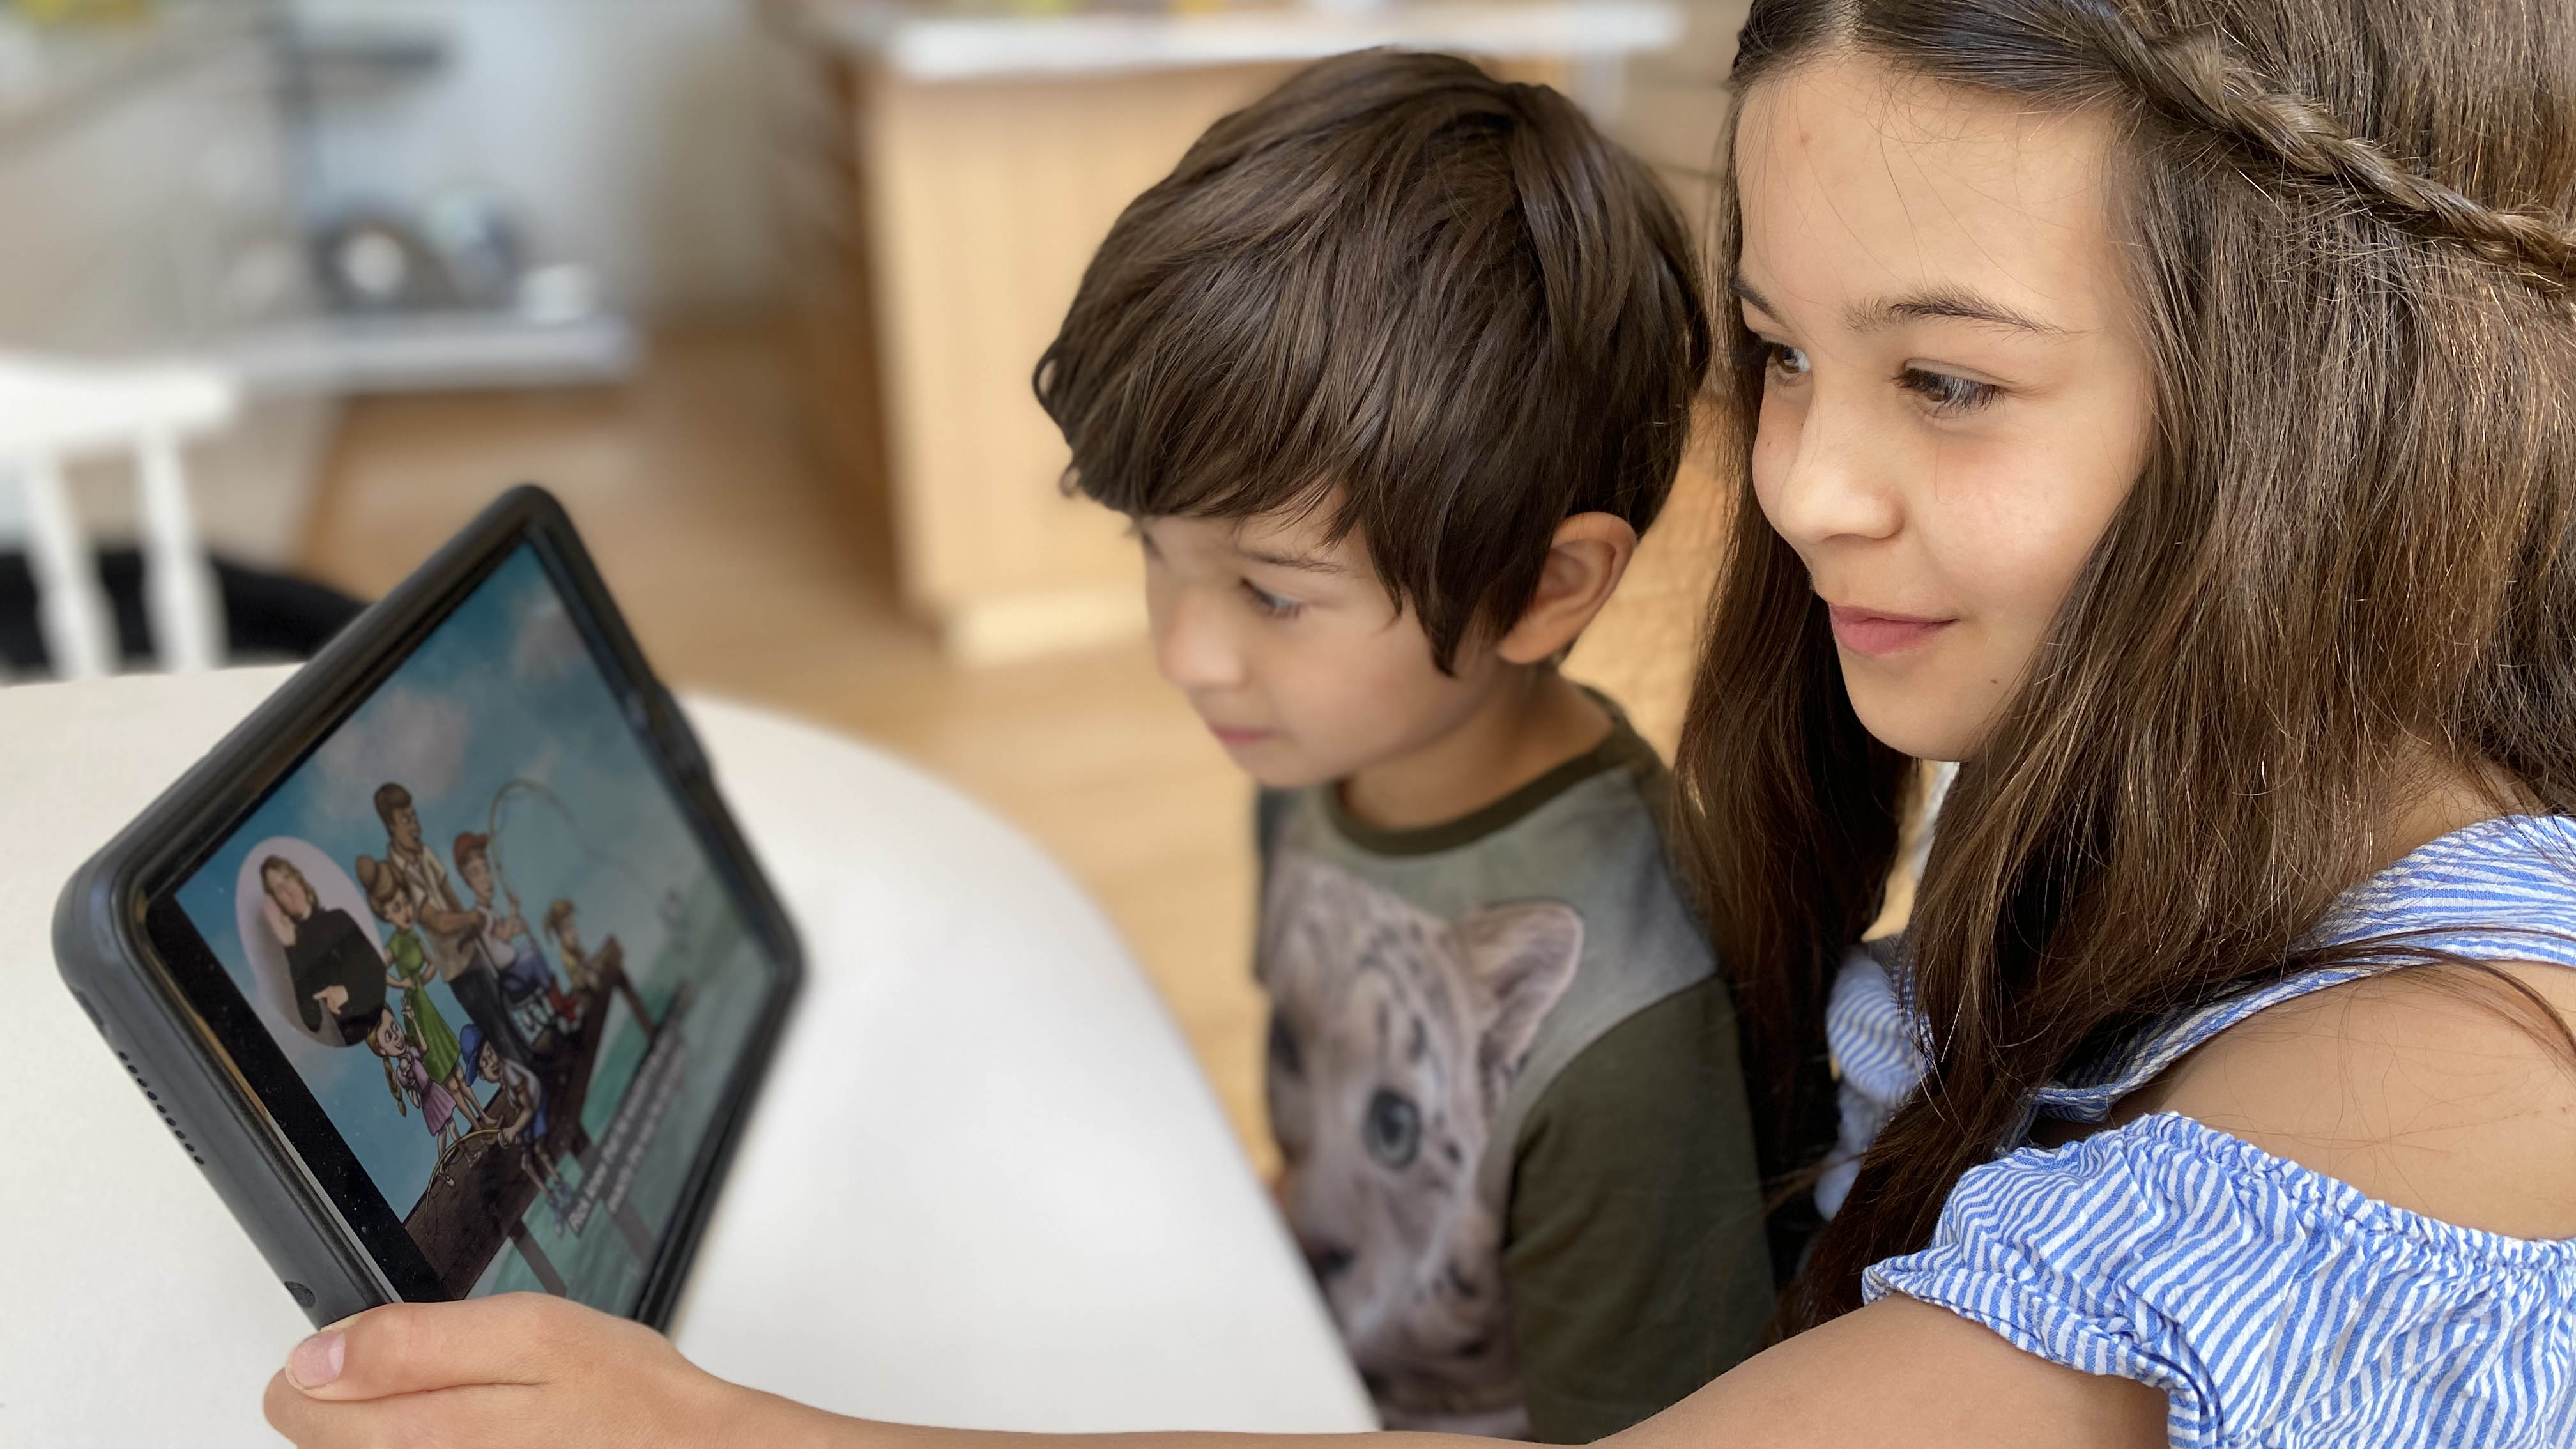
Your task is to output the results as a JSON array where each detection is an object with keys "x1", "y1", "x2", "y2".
[{"x1": 293, "y1": 0, "x2": 776, "y2": 319}]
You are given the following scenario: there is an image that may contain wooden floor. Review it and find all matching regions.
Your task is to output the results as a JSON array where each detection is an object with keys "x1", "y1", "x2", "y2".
[{"x1": 299, "y1": 325, "x2": 1727, "y2": 1173}]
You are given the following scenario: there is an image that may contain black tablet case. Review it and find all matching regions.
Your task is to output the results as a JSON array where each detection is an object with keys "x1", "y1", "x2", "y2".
[{"x1": 52, "y1": 486, "x2": 802, "y2": 1328}]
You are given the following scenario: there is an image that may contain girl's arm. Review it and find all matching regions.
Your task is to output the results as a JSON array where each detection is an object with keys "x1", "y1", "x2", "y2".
[
  {"x1": 259, "y1": 1291, "x2": 2164, "y2": 1449},
  {"x1": 261, "y1": 968, "x2": 2576, "y2": 1449}
]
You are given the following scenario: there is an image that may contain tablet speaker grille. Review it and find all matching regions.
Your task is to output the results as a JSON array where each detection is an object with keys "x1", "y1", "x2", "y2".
[{"x1": 115, "y1": 1050, "x2": 204, "y2": 1168}]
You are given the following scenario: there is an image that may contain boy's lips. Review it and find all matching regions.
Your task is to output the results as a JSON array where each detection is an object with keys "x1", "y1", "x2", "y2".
[
  {"x1": 1207, "y1": 723, "x2": 1273, "y2": 747},
  {"x1": 1827, "y1": 604, "x2": 1955, "y2": 657}
]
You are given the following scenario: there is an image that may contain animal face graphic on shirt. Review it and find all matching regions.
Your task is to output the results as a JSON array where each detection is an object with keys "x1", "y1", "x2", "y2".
[{"x1": 1258, "y1": 851, "x2": 1583, "y2": 1434}]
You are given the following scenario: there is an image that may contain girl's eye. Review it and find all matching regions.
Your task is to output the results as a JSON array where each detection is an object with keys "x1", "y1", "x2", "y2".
[
  {"x1": 1764, "y1": 342, "x2": 1811, "y2": 381},
  {"x1": 1899, "y1": 367, "x2": 2002, "y2": 415},
  {"x1": 1242, "y1": 580, "x2": 1303, "y2": 618}
]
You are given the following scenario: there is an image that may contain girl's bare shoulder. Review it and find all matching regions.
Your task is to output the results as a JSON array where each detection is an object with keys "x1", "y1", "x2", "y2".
[{"x1": 2136, "y1": 963, "x2": 2576, "y2": 1239}]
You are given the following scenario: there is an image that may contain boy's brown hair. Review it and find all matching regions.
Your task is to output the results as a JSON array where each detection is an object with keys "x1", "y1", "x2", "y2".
[{"x1": 1034, "y1": 48, "x2": 1710, "y2": 669}]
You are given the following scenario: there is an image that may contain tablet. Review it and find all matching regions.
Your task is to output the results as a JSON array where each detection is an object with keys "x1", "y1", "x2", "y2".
[{"x1": 54, "y1": 486, "x2": 801, "y2": 1329}]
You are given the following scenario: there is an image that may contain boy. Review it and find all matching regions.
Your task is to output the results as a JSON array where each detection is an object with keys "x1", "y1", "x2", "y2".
[{"x1": 1036, "y1": 50, "x2": 1770, "y2": 1444}]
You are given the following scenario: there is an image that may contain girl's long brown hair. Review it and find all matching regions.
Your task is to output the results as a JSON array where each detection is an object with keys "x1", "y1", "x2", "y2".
[{"x1": 1675, "y1": 0, "x2": 2576, "y2": 1328}]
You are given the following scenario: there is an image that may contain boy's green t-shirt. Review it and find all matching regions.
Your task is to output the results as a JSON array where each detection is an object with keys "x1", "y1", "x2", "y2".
[{"x1": 1255, "y1": 701, "x2": 1772, "y2": 1443}]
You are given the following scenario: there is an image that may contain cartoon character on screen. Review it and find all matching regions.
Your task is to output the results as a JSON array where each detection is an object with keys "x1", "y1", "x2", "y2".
[
  {"x1": 356, "y1": 854, "x2": 487, "y2": 1131},
  {"x1": 461, "y1": 1024, "x2": 575, "y2": 1225},
  {"x1": 375, "y1": 782, "x2": 533, "y2": 1071},
  {"x1": 546, "y1": 898, "x2": 589, "y2": 980},
  {"x1": 366, "y1": 1006, "x2": 465, "y2": 1158},
  {"x1": 454, "y1": 831, "x2": 571, "y2": 1051},
  {"x1": 533, "y1": 898, "x2": 586, "y2": 1025},
  {"x1": 548, "y1": 898, "x2": 654, "y2": 1032},
  {"x1": 258, "y1": 855, "x2": 387, "y2": 1046}
]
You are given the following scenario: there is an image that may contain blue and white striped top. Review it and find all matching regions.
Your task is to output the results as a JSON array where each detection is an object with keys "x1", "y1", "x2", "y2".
[{"x1": 1824, "y1": 813, "x2": 2576, "y2": 1446}]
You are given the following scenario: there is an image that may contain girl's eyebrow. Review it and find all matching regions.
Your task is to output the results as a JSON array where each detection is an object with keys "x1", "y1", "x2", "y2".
[
  {"x1": 1733, "y1": 272, "x2": 2064, "y2": 337},
  {"x1": 1731, "y1": 273, "x2": 1785, "y2": 323},
  {"x1": 1850, "y1": 286, "x2": 2064, "y2": 336}
]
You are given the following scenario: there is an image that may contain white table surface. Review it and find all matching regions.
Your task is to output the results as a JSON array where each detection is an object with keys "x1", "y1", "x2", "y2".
[{"x1": 0, "y1": 667, "x2": 1372, "y2": 1446}]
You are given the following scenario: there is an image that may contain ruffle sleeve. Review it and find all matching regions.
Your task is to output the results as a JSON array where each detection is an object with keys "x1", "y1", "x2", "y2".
[{"x1": 1863, "y1": 1112, "x2": 2576, "y2": 1448}]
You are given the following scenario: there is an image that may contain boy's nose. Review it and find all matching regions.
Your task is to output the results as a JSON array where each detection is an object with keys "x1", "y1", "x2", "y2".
[{"x1": 1152, "y1": 590, "x2": 1247, "y2": 691}]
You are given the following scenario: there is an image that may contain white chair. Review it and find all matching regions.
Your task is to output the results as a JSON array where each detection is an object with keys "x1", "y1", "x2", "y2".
[{"x1": 0, "y1": 354, "x2": 238, "y2": 679}]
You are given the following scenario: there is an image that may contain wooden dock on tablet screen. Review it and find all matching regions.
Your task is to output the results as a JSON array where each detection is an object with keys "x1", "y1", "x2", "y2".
[{"x1": 401, "y1": 940, "x2": 686, "y2": 1297}]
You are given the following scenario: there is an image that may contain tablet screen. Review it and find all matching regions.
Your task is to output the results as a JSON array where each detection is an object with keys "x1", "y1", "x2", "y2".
[{"x1": 162, "y1": 544, "x2": 781, "y2": 1313}]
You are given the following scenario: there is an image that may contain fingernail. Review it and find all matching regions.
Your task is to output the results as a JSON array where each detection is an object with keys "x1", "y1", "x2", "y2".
[{"x1": 288, "y1": 1330, "x2": 345, "y2": 1390}]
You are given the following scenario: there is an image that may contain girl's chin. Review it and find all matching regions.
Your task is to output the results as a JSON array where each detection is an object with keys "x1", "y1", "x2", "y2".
[{"x1": 1844, "y1": 685, "x2": 1981, "y2": 764}]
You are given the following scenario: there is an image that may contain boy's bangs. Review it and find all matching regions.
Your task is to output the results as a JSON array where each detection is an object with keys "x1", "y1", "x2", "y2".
[{"x1": 1050, "y1": 238, "x2": 1391, "y2": 548}]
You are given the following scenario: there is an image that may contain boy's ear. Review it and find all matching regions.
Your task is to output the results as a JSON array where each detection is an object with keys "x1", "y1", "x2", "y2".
[{"x1": 1495, "y1": 512, "x2": 1638, "y2": 666}]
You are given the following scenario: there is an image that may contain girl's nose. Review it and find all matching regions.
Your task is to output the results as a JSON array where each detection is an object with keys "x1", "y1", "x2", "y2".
[{"x1": 1762, "y1": 392, "x2": 1903, "y2": 548}]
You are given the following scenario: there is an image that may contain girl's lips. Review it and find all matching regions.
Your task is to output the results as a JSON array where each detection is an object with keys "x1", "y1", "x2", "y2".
[
  {"x1": 1208, "y1": 723, "x2": 1273, "y2": 747},
  {"x1": 1828, "y1": 604, "x2": 1956, "y2": 657}
]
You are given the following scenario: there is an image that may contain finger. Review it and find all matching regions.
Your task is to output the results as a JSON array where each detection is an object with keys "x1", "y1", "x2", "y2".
[
  {"x1": 280, "y1": 1294, "x2": 615, "y2": 1402},
  {"x1": 264, "y1": 1367, "x2": 533, "y2": 1448}
]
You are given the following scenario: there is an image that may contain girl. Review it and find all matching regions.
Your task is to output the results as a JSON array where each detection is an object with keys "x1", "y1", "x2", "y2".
[
  {"x1": 358, "y1": 854, "x2": 484, "y2": 1131},
  {"x1": 264, "y1": 4, "x2": 2576, "y2": 1444},
  {"x1": 364, "y1": 1007, "x2": 464, "y2": 1160}
]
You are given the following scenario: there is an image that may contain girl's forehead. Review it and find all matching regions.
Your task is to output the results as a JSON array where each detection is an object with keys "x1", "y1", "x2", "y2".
[{"x1": 1733, "y1": 54, "x2": 2124, "y2": 335}]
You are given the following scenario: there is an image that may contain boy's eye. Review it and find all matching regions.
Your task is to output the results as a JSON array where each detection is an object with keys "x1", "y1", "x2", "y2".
[
  {"x1": 1899, "y1": 366, "x2": 2002, "y2": 415},
  {"x1": 1241, "y1": 580, "x2": 1303, "y2": 618}
]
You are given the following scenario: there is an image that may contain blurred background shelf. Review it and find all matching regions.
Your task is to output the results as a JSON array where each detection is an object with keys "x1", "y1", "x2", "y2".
[
  {"x1": 227, "y1": 311, "x2": 642, "y2": 394},
  {"x1": 820, "y1": 0, "x2": 1677, "y2": 87}
]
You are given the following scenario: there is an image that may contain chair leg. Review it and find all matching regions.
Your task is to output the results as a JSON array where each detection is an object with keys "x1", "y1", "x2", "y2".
[
  {"x1": 13, "y1": 451, "x2": 118, "y2": 680},
  {"x1": 134, "y1": 431, "x2": 224, "y2": 672}
]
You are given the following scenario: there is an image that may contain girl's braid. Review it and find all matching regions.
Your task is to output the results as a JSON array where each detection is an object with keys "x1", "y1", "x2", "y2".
[{"x1": 2062, "y1": 0, "x2": 2576, "y2": 295}]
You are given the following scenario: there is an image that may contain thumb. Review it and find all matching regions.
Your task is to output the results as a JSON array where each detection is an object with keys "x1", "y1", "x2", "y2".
[{"x1": 282, "y1": 1294, "x2": 606, "y2": 1402}]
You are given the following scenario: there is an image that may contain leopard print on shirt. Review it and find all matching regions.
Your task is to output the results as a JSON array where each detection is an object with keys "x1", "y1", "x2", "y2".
[{"x1": 1259, "y1": 850, "x2": 1583, "y2": 1437}]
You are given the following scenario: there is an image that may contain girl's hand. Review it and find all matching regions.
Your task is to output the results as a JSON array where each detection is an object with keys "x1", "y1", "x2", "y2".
[{"x1": 263, "y1": 1294, "x2": 818, "y2": 1449}]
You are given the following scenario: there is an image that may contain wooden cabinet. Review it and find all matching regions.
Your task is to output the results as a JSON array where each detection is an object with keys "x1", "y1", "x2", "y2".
[{"x1": 761, "y1": 1, "x2": 1680, "y2": 663}]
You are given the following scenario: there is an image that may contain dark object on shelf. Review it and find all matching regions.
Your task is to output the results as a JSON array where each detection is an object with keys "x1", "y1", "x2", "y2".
[
  {"x1": 0, "y1": 549, "x2": 367, "y2": 673},
  {"x1": 313, "y1": 194, "x2": 526, "y2": 315}
]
